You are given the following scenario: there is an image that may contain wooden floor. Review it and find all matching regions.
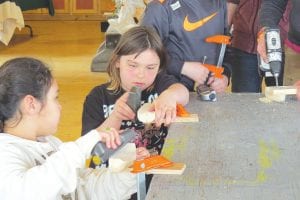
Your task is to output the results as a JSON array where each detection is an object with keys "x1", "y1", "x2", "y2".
[{"x1": 0, "y1": 21, "x2": 109, "y2": 141}]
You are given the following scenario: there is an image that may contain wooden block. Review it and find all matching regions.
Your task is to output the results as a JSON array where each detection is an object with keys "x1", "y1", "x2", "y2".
[
  {"x1": 129, "y1": 162, "x2": 186, "y2": 175},
  {"x1": 146, "y1": 162, "x2": 186, "y2": 175},
  {"x1": 265, "y1": 86, "x2": 297, "y2": 102},
  {"x1": 175, "y1": 114, "x2": 199, "y2": 122}
]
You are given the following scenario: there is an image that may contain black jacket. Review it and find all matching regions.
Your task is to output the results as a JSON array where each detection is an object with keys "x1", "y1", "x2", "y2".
[{"x1": 260, "y1": 0, "x2": 300, "y2": 45}]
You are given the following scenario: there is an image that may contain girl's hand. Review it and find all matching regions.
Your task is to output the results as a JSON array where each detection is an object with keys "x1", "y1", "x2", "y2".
[
  {"x1": 207, "y1": 75, "x2": 229, "y2": 93},
  {"x1": 153, "y1": 91, "x2": 177, "y2": 127},
  {"x1": 257, "y1": 28, "x2": 268, "y2": 63},
  {"x1": 294, "y1": 80, "x2": 300, "y2": 100},
  {"x1": 136, "y1": 147, "x2": 150, "y2": 160},
  {"x1": 111, "y1": 92, "x2": 135, "y2": 121},
  {"x1": 96, "y1": 127, "x2": 121, "y2": 149}
]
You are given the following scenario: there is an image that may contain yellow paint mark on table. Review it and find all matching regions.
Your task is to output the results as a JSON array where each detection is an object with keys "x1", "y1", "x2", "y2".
[
  {"x1": 256, "y1": 139, "x2": 281, "y2": 183},
  {"x1": 162, "y1": 135, "x2": 188, "y2": 160}
]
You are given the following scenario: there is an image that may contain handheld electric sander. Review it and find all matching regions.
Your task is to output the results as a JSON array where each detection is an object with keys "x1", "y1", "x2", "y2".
[
  {"x1": 258, "y1": 28, "x2": 282, "y2": 86},
  {"x1": 91, "y1": 86, "x2": 141, "y2": 166}
]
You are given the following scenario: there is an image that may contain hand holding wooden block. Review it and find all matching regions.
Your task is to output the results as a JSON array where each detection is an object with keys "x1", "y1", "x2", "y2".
[{"x1": 137, "y1": 103, "x2": 199, "y2": 123}]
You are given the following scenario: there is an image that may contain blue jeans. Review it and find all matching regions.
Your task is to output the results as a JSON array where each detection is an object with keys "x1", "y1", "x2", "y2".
[{"x1": 228, "y1": 47, "x2": 285, "y2": 93}]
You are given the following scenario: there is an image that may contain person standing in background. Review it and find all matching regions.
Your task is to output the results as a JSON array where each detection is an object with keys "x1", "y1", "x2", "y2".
[
  {"x1": 227, "y1": 0, "x2": 290, "y2": 93},
  {"x1": 141, "y1": 0, "x2": 231, "y2": 93},
  {"x1": 258, "y1": 0, "x2": 300, "y2": 59}
]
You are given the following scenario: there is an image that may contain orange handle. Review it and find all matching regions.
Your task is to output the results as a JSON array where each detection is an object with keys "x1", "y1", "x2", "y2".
[
  {"x1": 203, "y1": 63, "x2": 224, "y2": 78},
  {"x1": 205, "y1": 35, "x2": 231, "y2": 45}
]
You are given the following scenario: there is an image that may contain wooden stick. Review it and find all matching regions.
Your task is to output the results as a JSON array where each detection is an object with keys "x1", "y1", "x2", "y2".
[
  {"x1": 146, "y1": 163, "x2": 186, "y2": 175},
  {"x1": 175, "y1": 114, "x2": 199, "y2": 122}
]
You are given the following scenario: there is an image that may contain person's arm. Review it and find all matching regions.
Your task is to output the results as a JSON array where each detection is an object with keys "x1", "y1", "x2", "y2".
[
  {"x1": 181, "y1": 62, "x2": 210, "y2": 86},
  {"x1": 81, "y1": 87, "x2": 106, "y2": 135},
  {"x1": 78, "y1": 167, "x2": 137, "y2": 200},
  {"x1": 259, "y1": 0, "x2": 288, "y2": 29},
  {"x1": 294, "y1": 80, "x2": 300, "y2": 100},
  {"x1": 154, "y1": 82, "x2": 189, "y2": 126},
  {"x1": 150, "y1": 72, "x2": 189, "y2": 126},
  {"x1": 159, "y1": 83, "x2": 189, "y2": 106},
  {"x1": 100, "y1": 92, "x2": 135, "y2": 131},
  {"x1": 82, "y1": 86, "x2": 135, "y2": 134},
  {"x1": 257, "y1": 0, "x2": 289, "y2": 61},
  {"x1": 0, "y1": 129, "x2": 123, "y2": 199},
  {"x1": 207, "y1": 75, "x2": 229, "y2": 93}
]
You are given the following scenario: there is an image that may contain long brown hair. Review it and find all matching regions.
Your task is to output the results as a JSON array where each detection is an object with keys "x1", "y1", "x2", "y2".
[{"x1": 107, "y1": 26, "x2": 167, "y2": 92}]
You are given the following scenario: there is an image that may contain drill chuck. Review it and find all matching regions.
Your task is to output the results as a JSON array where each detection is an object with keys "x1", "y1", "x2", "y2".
[{"x1": 271, "y1": 61, "x2": 280, "y2": 86}]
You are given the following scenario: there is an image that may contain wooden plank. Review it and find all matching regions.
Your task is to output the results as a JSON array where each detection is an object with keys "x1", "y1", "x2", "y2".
[
  {"x1": 175, "y1": 114, "x2": 199, "y2": 122},
  {"x1": 129, "y1": 162, "x2": 186, "y2": 175},
  {"x1": 265, "y1": 86, "x2": 297, "y2": 102},
  {"x1": 146, "y1": 162, "x2": 186, "y2": 175}
]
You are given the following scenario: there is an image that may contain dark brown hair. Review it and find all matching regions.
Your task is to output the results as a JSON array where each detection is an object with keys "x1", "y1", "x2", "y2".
[{"x1": 0, "y1": 57, "x2": 53, "y2": 132}]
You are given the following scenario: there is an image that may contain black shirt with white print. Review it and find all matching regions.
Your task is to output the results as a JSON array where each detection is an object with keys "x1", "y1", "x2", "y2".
[{"x1": 81, "y1": 71, "x2": 179, "y2": 155}]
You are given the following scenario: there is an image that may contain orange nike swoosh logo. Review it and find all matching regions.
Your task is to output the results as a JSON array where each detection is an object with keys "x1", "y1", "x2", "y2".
[{"x1": 183, "y1": 12, "x2": 218, "y2": 32}]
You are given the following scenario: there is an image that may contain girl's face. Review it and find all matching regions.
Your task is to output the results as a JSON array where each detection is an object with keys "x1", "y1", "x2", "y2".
[
  {"x1": 118, "y1": 49, "x2": 160, "y2": 91},
  {"x1": 36, "y1": 79, "x2": 61, "y2": 136}
]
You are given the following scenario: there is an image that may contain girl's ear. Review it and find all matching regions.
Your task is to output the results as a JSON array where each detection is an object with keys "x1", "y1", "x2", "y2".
[
  {"x1": 21, "y1": 95, "x2": 42, "y2": 115},
  {"x1": 116, "y1": 59, "x2": 120, "y2": 69}
]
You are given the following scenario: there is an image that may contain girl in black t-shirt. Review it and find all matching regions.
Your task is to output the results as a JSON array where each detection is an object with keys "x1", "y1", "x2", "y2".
[{"x1": 82, "y1": 26, "x2": 189, "y2": 161}]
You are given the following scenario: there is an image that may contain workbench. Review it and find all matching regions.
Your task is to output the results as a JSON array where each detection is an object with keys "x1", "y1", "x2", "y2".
[{"x1": 146, "y1": 93, "x2": 300, "y2": 200}]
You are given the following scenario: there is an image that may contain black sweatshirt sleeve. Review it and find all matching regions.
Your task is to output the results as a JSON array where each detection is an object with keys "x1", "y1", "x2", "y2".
[
  {"x1": 81, "y1": 87, "x2": 105, "y2": 136},
  {"x1": 155, "y1": 71, "x2": 180, "y2": 94},
  {"x1": 259, "y1": 0, "x2": 288, "y2": 28}
]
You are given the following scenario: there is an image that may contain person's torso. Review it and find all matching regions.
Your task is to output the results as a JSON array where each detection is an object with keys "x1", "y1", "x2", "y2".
[
  {"x1": 231, "y1": 0, "x2": 261, "y2": 54},
  {"x1": 289, "y1": 0, "x2": 300, "y2": 45},
  {"x1": 162, "y1": 0, "x2": 227, "y2": 65}
]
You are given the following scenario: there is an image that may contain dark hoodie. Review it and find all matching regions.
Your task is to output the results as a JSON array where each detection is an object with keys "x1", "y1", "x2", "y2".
[{"x1": 259, "y1": 0, "x2": 300, "y2": 45}]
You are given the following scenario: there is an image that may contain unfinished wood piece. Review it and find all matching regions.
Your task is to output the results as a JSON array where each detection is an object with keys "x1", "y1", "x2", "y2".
[
  {"x1": 175, "y1": 114, "x2": 199, "y2": 122},
  {"x1": 108, "y1": 143, "x2": 136, "y2": 173},
  {"x1": 146, "y1": 162, "x2": 186, "y2": 175},
  {"x1": 265, "y1": 86, "x2": 297, "y2": 102},
  {"x1": 138, "y1": 103, "x2": 199, "y2": 123}
]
